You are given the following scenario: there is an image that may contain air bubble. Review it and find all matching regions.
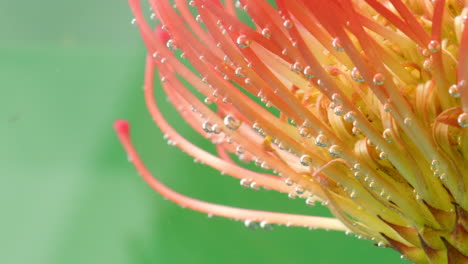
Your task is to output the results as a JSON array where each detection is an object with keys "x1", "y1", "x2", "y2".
[
  {"x1": 351, "y1": 67, "x2": 364, "y2": 82},
  {"x1": 244, "y1": 219, "x2": 259, "y2": 230},
  {"x1": 303, "y1": 66, "x2": 314, "y2": 78},
  {"x1": 300, "y1": 155, "x2": 312, "y2": 166},
  {"x1": 344, "y1": 111, "x2": 356, "y2": 122},
  {"x1": 329, "y1": 145, "x2": 342, "y2": 157},
  {"x1": 260, "y1": 220, "x2": 273, "y2": 231},
  {"x1": 427, "y1": 40, "x2": 440, "y2": 53},
  {"x1": 458, "y1": 113, "x2": 468, "y2": 127},
  {"x1": 382, "y1": 128, "x2": 393, "y2": 143},
  {"x1": 448, "y1": 84, "x2": 460, "y2": 97},
  {"x1": 315, "y1": 134, "x2": 328, "y2": 147},
  {"x1": 283, "y1": 19, "x2": 293, "y2": 29},
  {"x1": 332, "y1": 37, "x2": 344, "y2": 51},
  {"x1": 236, "y1": 34, "x2": 251, "y2": 48},
  {"x1": 166, "y1": 39, "x2": 178, "y2": 51},
  {"x1": 261, "y1": 28, "x2": 271, "y2": 38},
  {"x1": 235, "y1": 67, "x2": 245, "y2": 78},
  {"x1": 291, "y1": 62, "x2": 303, "y2": 72},
  {"x1": 373, "y1": 73, "x2": 385, "y2": 85}
]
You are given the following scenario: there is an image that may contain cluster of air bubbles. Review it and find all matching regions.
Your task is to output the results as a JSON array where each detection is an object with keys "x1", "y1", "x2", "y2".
[
  {"x1": 224, "y1": 114, "x2": 241, "y2": 130},
  {"x1": 202, "y1": 121, "x2": 221, "y2": 134},
  {"x1": 240, "y1": 178, "x2": 260, "y2": 190},
  {"x1": 352, "y1": 121, "x2": 361, "y2": 135}
]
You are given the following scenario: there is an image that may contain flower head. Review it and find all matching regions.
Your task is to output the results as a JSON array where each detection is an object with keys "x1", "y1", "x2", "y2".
[{"x1": 116, "y1": 0, "x2": 468, "y2": 263}]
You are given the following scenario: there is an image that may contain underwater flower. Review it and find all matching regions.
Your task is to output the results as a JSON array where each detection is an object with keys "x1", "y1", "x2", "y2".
[{"x1": 115, "y1": 0, "x2": 468, "y2": 263}]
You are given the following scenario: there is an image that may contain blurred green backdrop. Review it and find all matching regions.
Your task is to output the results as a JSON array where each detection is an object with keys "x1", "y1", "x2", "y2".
[{"x1": 0, "y1": 0, "x2": 410, "y2": 263}]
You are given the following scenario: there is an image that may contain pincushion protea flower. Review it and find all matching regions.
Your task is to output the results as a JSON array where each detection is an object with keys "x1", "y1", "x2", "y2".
[{"x1": 115, "y1": 0, "x2": 468, "y2": 263}]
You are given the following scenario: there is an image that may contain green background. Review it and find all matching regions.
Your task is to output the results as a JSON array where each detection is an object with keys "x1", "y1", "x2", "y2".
[{"x1": 1, "y1": 0, "x2": 409, "y2": 263}]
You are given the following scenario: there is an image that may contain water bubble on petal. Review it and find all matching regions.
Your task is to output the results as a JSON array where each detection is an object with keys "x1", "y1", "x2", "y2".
[
  {"x1": 315, "y1": 134, "x2": 328, "y2": 147},
  {"x1": 285, "y1": 178, "x2": 294, "y2": 186},
  {"x1": 379, "y1": 152, "x2": 388, "y2": 160},
  {"x1": 260, "y1": 220, "x2": 273, "y2": 231},
  {"x1": 404, "y1": 117, "x2": 413, "y2": 126},
  {"x1": 240, "y1": 178, "x2": 252, "y2": 188},
  {"x1": 236, "y1": 34, "x2": 251, "y2": 48},
  {"x1": 235, "y1": 67, "x2": 245, "y2": 77},
  {"x1": 351, "y1": 67, "x2": 364, "y2": 82},
  {"x1": 423, "y1": 58, "x2": 433, "y2": 71},
  {"x1": 204, "y1": 97, "x2": 212, "y2": 104},
  {"x1": 300, "y1": 154, "x2": 312, "y2": 166},
  {"x1": 382, "y1": 128, "x2": 393, "y2": 143},
  {"x1": 283, "y1": 19, "x2": 293, "y2": 29},
  {"x1": 244, "y1": 219, "x2": 259, "y2": 230},
  {"x1": 329, "y1": 145, "x2": 342, "y2": 157},
  {"x1": 224, "y1": 114, "x2": 241, "y2": 130},
  {"x1": 428, "y1": 40, "x2": 441, "y2": 53},
  {"x1": 236, "y1": 145, "x2": 245, "y2": 155},
  {"x1": 291, "y1": 61, "x2": 303, "y2": 72},
  {"x1": 354, "y1": 171, "x2": 363, "y2": 179},
  {"x1": 250, "y1": 181, "x2": 260, "y2": 190},
  {"x1": 305, "y1": 197, "x2": 316, "y2": 206},
  {"x1": 295, "y1": 186, "x2": 305, "y2": 195},
  {"x1": 383, "y1": 103, "x2": 392, "y2": 112},
  {"x1": 202, "y1": 121, "x2": 213, "y2": 133},
  {"x1": 332, "y1": 37, "x2": 344, "y2": 51},
  {"x1": 131, "y1": 18, "x2": 137, "y2": 25},
  {"x1": 333, "y1": 105, "x2": 344, "y2": 116},
  {"x1": 166, "y1": 39, "x2": 178, "y2": 51},
  {"x1": 448, "y1": 84, "x2": 461, "y2": 97},
  {"x1": 261, "y1": 27, "x2": 271, "y2": 38},
  {"x1": 303, "y1": 66, "x2": 315, "y2": 78},
  {"x1": 344, "y1": 111, "x2": 356, "y2": 122},
  {"x1": 431, "y1": 160, "x2": 440, "y2": 171},
  {"x1": 458, "y1": 113, "x2": 468, "y2": 127},
  {"x1": 372, "y1": 73, "x2": 385, "y2": 85}
]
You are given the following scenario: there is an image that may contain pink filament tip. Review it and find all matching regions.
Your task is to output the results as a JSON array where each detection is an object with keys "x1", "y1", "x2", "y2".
[{"x1": 114, "y1": 119, "x2": 130, "y2": 135}]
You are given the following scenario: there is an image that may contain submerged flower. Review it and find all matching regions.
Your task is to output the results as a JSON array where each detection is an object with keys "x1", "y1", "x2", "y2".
[{"x1": 115, "y1": 0, "x2": 468, "y2": 263}]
